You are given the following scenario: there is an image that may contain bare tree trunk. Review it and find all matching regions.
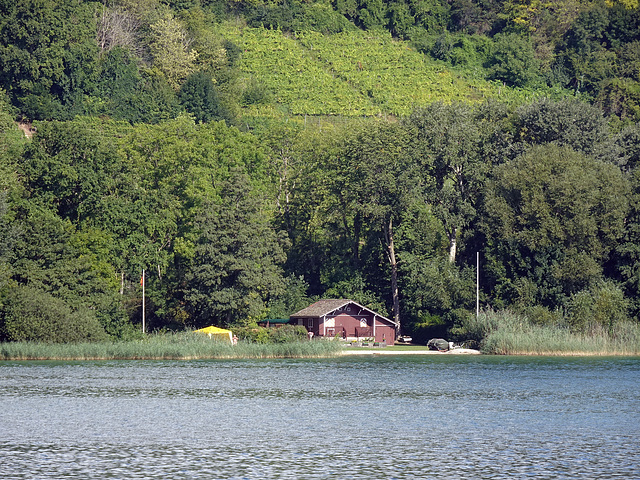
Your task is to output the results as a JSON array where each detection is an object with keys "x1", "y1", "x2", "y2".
[
  {"x1": 448, "y1": 226, "x2": 457, "y2": 263},
  {"x1": 384, "y1": 216, "x2": 401, "y2": 335}
]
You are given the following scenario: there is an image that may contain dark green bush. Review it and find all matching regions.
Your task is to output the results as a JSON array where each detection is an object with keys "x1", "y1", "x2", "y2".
[
  {"x1": 409, "y1": 313, "x2": 447, "y2": 344},
  {"x1": 486, "y1": 33, "x2": 540, "y2": 87},
  {"x1": 1, "y1": 285, "x2": 108, "y2": 343},
  {"x1": 179, "y1": 71, "x2": 231, "y2": 123}
]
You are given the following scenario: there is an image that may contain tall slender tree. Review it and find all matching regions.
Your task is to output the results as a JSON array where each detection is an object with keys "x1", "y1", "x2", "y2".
[{"x1": 339, "y1": 122, "x2": 418, "y2": 332}]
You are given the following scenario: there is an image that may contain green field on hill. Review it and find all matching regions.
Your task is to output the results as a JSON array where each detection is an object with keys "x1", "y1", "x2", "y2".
[{"x1": 219, "y1": 24, "x2": 561, "y2": 117}]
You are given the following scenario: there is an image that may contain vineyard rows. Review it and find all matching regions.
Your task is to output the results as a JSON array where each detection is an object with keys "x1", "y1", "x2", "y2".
[{"x1": 219, "y1": 24, "x2": 546, "y2": 117}]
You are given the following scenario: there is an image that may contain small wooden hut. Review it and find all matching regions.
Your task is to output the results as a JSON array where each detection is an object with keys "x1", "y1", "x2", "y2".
[{"x1": 290, "y1": 299, "x2": 397, "y2": 344}]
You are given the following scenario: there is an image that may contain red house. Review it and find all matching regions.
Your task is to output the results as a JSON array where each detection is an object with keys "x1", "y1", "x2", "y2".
[{"x1": 290, "y1": 299, "x2": 397, "y2": 345}]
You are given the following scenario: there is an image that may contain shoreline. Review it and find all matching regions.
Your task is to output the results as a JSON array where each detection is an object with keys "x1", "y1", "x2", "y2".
[{"x1": 341, "y1": 347, "x2": 482, "y2": 355}]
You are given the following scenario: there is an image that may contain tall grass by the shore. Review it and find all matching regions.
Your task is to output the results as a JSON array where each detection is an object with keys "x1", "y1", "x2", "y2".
[
  {"x1": 466, "y1": 309, "x2": 640, "y2": 355},
  {"x1": 0, "y1": 332, "x2": 343, "y2": 361}
]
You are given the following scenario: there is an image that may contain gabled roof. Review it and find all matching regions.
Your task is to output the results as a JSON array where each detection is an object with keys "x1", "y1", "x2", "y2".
[{"x1": 290, "y1": 299, "x2": 397, "y2": 326}]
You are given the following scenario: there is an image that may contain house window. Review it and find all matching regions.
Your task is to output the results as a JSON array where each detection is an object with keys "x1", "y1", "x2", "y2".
[{"x1": 308, "y1": 318, "x2": 314, "y2": 329}]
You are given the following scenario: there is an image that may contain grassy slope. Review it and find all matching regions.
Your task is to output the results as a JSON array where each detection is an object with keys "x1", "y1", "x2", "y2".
[{"x1": 220, "y1": 24, "x2": 565, "y2": 118}]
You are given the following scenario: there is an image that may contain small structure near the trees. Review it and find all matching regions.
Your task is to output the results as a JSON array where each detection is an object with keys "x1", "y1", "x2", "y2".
[
  {"x1": 193, "y1": 325, "x2": 234, "y2": 343},
  {"x1": 256, "y1": 318, "x2": 290, "y2": 328},
  {"x1": 290, "y1": 299, "x2": 397, "y2": 345}
]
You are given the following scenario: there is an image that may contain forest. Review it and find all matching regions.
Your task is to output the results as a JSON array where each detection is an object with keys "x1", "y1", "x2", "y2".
[{"x1": 1, "y1": 0, "x2": 640, "y2": 346}]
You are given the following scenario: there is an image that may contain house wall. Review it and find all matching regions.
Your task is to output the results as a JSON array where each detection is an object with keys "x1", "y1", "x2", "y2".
[
  {"x1": 291, "y1": 304, "x2": 396, "y2": 344},
  {"x1": 321, "y1": 313, "x2": 395, "y2": 344}
]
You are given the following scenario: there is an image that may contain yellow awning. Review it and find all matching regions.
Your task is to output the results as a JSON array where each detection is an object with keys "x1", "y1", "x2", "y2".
[{"x1": 193, "y1": 326, "x2": 233, "y2": 342}]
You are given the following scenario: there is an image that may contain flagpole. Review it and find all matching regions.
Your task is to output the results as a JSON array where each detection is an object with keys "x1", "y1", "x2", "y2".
[
  {"x1": 142, "y1": 269, "x2": 146, "y2": 334},
  {"x1": 476, "y1": 252, "x2": 480, "y2": 319}
]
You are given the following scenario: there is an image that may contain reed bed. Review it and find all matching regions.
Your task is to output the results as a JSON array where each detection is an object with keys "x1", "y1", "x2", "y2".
[
  {"x1": 0, "y1": 332, "x2": 343, "y2": 361},
  {"x1": 475, "y1": 310, "x2": 640, "y2": 356}
]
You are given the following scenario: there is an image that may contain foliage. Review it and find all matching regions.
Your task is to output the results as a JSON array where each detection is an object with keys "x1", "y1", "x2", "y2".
[
  {"x1": 565, "y1": 280, "x2": 630, "y2": 333},
  {"x1": 267, "y1": 324, "x2": 309, "y2": 342},
  {"x1": 1, "y1": 285, "x2": 108, "y2": 343},
  {"x1": 405, "y1": 102, "x2": 490, "y2": 263},
  {"x1": 513, "y1": 97, "x2": 612, "y2": 158},
  {"x1": 184, "y1": 170, "x2": 289, "y2": 327},
  {"x1": 0, "y1": 0, "x2": 100, "y2": 120},
  {"x1": 2, "y1": 0, "x2": 640, "y2": 349},
  {"x1": 179, "y1": 70, "x2": 232, "y2": 123},
  {"x1": 266, "y1": 274, "x2": 313, "y2": 319},
  {"x1": 482, "y1": 144, "x2": 629, "y2": 307},
  {"x1": 486, "y1": 33, "x2": 540, "y2": 88},
  {"x1": 148, "y1": 10, "x2": 199, "y2": 89},
  {"x1": 247, "y1": 0, "x2": 354, "y2": 33}
]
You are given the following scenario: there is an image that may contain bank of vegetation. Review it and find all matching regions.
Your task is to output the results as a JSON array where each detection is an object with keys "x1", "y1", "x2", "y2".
[
  {"x1": 0, "y1": 328, "x2": 342, "y2": 360},
  {"x1": 456, "y1": 310, "x2": 640, "y2": 355},
  {"x1": 1, "y1": 0, "x2": 640, "y2": 357}
]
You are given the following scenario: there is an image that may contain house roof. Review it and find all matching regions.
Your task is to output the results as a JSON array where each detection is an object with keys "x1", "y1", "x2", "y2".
[
  {"x1": 258, "y1": 318, "x2": 290, "y2": 325},
  {"x1": 290, "y1": 299, "x2": 397, "y2": 326}
]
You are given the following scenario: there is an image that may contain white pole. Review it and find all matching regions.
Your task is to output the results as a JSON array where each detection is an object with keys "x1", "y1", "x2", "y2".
[
  {"x1": 142, "y1": 269, "x2": 146, "y2": 334},
  {"x1": 476, "y1": 252, "x2": 480, "y2": 318}
]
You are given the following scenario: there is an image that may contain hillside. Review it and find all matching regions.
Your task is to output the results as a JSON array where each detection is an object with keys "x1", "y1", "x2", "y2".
[
  {"x1": 3, "y1": 0, "x2": 637, "y2": 124},
  {"x1": 220, "y1": 24, "x2": 553, "y2": 117}
]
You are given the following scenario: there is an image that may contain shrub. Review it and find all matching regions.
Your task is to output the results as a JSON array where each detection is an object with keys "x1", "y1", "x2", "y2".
[
  {"x1": 233, "y1": 326, "x2": 271, "y2": 343},
  {"x1": 268, "y1": 324, "x2": 309, "y2": 343},
  {"x1": 178, "y1": 71, "x2": 231, "y2": 123},
  {"x1": 1, "y1": 285, "x2": 108, "y2": 343},
  {"x1": 486, "y1": 33, "x2": 540, "y2": 87},
  {"x1": 566, "y1": 281, "x2": 630, "y2": 333},
  {"x1": 409, "y1": 313, "x2": 448, "y2": 344}
]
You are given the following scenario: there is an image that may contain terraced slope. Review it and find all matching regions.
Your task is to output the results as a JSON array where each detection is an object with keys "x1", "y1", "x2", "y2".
[{"x1": 220, "y1": 24, "x2": 554, "y2": 117}]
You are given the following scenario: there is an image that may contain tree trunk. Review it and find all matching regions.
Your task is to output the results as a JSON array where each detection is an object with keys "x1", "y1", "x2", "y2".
[
  {"x1": 448, "y1": 226, "x2": 458, "y2": 263},
  {"x1": 383, "y1": 216, "x2": 401, "y2": 335}
]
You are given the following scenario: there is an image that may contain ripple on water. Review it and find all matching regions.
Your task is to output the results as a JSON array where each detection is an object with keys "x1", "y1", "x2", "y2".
[{"x1": 0, "y1": 357, "x2": 639, "y2": 479}]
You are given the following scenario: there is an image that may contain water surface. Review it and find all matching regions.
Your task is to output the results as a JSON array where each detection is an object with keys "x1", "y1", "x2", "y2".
[{"x1": 1, "y1": 356, "x2": 638, "y2": 479}]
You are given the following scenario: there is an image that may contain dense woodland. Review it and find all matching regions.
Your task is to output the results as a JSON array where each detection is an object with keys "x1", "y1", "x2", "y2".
[{"x1": 1, "y1": 0, "x2": 640, "y2": 344}]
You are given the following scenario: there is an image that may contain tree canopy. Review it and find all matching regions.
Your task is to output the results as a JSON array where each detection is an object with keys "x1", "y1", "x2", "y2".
[{"x1": 1, "y1": 0, "x2": 640, "y2": 343}]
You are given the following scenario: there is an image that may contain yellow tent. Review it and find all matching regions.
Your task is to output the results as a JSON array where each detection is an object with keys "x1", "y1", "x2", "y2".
[{"x1": 193, "y1": 326, "x2": 234, "y2": 343}]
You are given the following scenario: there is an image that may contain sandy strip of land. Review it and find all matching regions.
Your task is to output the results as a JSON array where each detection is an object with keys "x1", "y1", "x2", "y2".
[{"x1": 341, "y1": 348, "x2": 481, "y2": 355}]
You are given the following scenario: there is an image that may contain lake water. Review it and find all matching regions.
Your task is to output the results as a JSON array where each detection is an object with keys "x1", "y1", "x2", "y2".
[{"x1": 1, "y1": 355, "x2": 639, "y2": 479}]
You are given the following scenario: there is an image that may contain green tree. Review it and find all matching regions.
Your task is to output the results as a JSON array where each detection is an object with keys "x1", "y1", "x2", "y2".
[
  {"x1": 1, "y1": 285, "x2": 108, "y2": 343},
  {"x1": 0, "y1": 0, "x2": 100, "y2": 119},
  {"x1": 486, "y1": 32, "x2": 540, "y2": 87},
  {"x1": 148, "y1": 10, "x2": 198, "y2": 89},
  {"x1": 514, "y1": 97, "x2": 613, "y2": 158},
  {"x1": 4, "y1": 202, "x2": 124, "y2": 339},
  {"x1": 21, "y1": 119, "x2": 121, "y2": 222},
  {"x1": 184, "y1": 170, "x2": 288, "y2": 326},
  {"x1": 339, "y1": 121, "x2": 417, "y2": 332},
  {"x1": 178, "y1": 70, "x2": 231, "y2": 123},
  {"x1": 406, "y1": 102, "x2": 491, "y2": 264},
  {"x1": 615, "y1": 166, "x2": 640, "y2": 318},
  {"x1": 482, "y1": 144, "x2": 629, "y2": 308}
]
